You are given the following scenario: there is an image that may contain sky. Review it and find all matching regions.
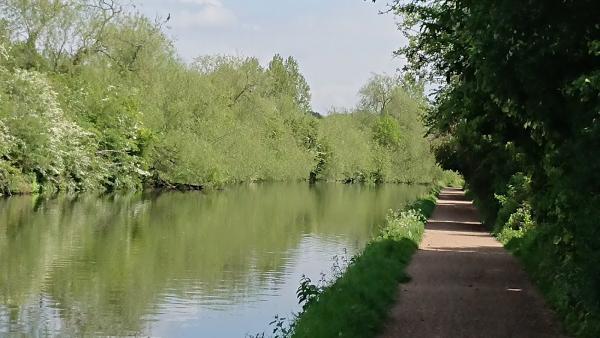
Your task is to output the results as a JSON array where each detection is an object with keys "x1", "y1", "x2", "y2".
[{"x1": 137, "y1": 0, "x2": 406, "y2": 113}]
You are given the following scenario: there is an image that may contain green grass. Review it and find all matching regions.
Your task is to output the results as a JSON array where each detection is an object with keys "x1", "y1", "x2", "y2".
[{"x1": 290, "y1": 187, "x2": 440, "y2": 338}]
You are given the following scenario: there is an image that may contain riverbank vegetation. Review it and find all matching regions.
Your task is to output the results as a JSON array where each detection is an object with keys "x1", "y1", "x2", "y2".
[
  {"x1": 0, "y1": 0, "x2": 442, "y2": 196},
  {"x1": 266, "y1": 186, "x2": 442, "y2": 338},
  {"x1": 389, "y1": 0, "x2": 599, "y2": 336}
]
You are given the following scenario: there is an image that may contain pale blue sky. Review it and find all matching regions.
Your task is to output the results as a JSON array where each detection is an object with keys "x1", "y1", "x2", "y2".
[{"x1": 137, "y1": 0, "x2": 405, "y2": 113}]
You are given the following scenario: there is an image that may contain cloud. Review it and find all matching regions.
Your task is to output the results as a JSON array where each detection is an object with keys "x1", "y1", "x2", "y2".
[
  {"x1": 241, "y1": 23, "x2": 261, "y2": 32},
  {"x1": 178, "y1": 0, "x2": 221, "y2": 6},
  {"x1": 172, "y1": 0, "x2": 237, "y2": 29}
]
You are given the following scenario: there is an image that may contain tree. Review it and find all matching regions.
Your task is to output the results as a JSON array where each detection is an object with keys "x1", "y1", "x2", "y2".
[
  {"x1": 0, "y1": 0, "x2": 124, "y2": 71},
  {"x1": 358, "y1": 73, "x2": 398, "y2": 114},
  {"x1": 387, "y1": 0, "x2": 600, "y2": 335},
  {"x1": 267, "y1": 54, "x2": 312, "y2": 113}
]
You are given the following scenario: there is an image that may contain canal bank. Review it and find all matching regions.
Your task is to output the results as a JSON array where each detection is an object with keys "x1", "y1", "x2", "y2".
[{"x1": 290, "y1": 185, "x2": 442, "y2": 338}]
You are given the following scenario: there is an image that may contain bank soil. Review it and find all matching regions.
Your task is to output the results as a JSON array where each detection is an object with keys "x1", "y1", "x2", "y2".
[{"x1": 380, "y1": 188, "x2": 566, "y2": 338}]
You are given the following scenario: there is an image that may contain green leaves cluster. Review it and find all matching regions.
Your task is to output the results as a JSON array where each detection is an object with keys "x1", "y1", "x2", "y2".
[
  {"x1": 0, "y1": 1, "x2": 316, "y2": 193},
  {"x1": 0, "y1": 64, "x2": 96, "y2": 193},
  {"x1": 390, "y1": 0, "x2": 600, "y2": 335},
  {"x1": 0, "y1": 0, "x2": 442, "y2": 195},
  {"x1": 318, "y1": 74, "x2": 442, "y2": 184}
]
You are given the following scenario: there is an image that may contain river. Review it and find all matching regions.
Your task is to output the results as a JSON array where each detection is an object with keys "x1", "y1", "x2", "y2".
[{"x1": 0, "y1": 182, "x2": 428, "y2": 337}]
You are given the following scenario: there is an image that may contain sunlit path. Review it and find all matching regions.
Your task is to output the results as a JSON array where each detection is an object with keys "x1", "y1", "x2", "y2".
[{"x1": 380, "y1": 188, "x2": 566, "y2": 338}]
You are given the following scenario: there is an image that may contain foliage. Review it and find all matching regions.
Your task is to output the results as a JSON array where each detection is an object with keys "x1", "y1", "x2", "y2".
[
  {"x1": 0, "y1": 65, "x2": 96, "y2": 193},
  {"x1": 492, "y1": 173, "x2": 535, "y2": 244},
  {"x1": 358, "y1": 73, "x2": 397, "y2": 114},
  {"x1": 496, "y1": 205, "x2": 534, "y2": 245},
  {"x1": 318, "y1": 74, "x2": 442, "y2": 184},
  {"x1": 378, "y1": 208, "x2": 425, "y2": 243},
  {"x1": 0, "y1": 0, "x2": 442, "y2": 195},
  {"x1": 438, "y1": 170, "x2": 463, "y2": 188},
  {"x1": 389, "y1": 0, "x2": 600, "y2": 335}
]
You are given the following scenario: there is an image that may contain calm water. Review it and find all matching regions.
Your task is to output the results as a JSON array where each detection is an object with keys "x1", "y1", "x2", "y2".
[{"x1": 0, "y1": 182, "x2": 427, "y2": 337}]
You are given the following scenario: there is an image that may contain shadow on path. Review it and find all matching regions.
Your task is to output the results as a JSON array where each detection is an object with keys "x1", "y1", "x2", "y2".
[{"x1": 379, "y1": 188, "x2": 567, "y2": 338}]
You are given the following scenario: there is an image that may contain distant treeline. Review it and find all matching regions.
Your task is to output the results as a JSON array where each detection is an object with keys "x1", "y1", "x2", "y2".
[{"x1": 0, "y1": 1, "x2": 441, "y2": 195}]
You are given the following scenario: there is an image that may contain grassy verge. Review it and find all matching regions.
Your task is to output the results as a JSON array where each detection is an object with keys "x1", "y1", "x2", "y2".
[{"x1": 289, "y1": 186, "x2": 440, "y2": 338}]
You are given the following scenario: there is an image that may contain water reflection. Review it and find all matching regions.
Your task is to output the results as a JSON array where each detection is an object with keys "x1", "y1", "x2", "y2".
[{"x1": 0, "y1": 182, "x2": 428, "y2": 337}]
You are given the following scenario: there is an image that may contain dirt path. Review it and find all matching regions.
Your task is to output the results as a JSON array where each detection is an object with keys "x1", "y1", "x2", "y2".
[{"x1": 380, "y1": 188, "x2": 566, "y2": 338}]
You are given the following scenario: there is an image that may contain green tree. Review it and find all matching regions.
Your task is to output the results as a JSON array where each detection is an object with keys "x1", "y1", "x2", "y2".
[
  {"x1": 358, "y1": 73, "x2": 398, "y2": 114},
  {"x1": 388, "y1": 0, "x2": 600, "y2": 335},
  {"x1": 267, "y1": 54, "x2": 312, "y2": 112}
]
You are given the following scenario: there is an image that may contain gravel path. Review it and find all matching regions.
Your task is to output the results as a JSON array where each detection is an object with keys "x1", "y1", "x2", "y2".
[{"x1": 380, "y1": 188, "x2": 566, "y2": 338}]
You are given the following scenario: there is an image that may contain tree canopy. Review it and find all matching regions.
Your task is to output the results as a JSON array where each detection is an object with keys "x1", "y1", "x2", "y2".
[
  {"x1": 387, "y1": 0, "x2": 599, "y2": 335},
  {"x1": 0, "y1": 0, "x2": 444, "y2": 195}
]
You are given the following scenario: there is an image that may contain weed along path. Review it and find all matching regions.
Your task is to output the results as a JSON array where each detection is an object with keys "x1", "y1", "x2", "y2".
[{"x1": 380, "y1": 188, "x2": 566, "y2": 338}]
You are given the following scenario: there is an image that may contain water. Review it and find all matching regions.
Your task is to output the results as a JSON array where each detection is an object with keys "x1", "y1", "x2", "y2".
[{"x1": 0, "y1": 182, "x2": 428, "y2": 337}]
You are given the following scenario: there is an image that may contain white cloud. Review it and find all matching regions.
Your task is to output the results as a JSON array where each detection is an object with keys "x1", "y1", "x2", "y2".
[
  {"x1": 171, "y1": 0, "x2": 237, "y2": 28},
  {"x1": 178, "y1": 0, "x2": 224, "y2": 7},
  {"x1": 241, "y1": 23, "x2": 261, "y2": 32}
]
